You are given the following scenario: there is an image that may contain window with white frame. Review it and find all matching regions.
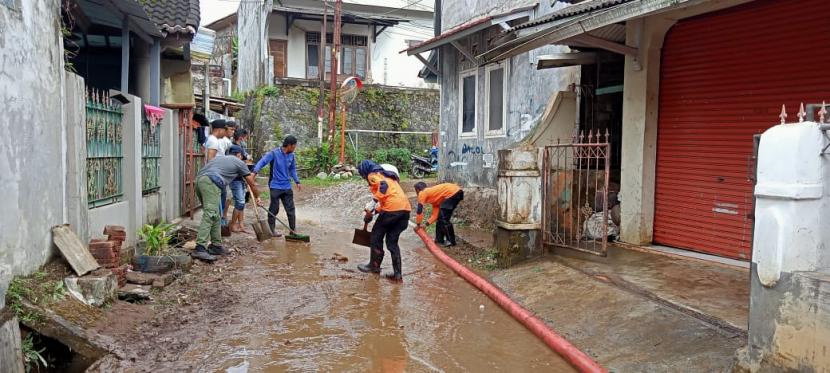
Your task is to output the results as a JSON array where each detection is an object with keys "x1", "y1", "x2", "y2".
[
  {"x1": 459, "y1": 70, "x2": 477, "y2": 137},
  {"x1": 485, "y1": 63, "x2": 508, "y2": 137}
]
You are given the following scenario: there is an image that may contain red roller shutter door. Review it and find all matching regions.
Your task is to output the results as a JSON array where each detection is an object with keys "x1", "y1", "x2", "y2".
[{"x1": 653, "y1": 0, "x2": 830, "y2": 260}]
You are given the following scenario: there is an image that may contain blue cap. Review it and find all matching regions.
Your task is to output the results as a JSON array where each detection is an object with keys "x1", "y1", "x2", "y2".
[{"x1": 227, "y1": 145, "x2": 244, "y2": 155}]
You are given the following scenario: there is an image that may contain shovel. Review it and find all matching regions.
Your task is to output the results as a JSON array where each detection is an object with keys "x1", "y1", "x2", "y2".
[
  {"x1": 352, "y1": 222, "x2": 372, "y2": 247},
  {"x1": 250, "y1": 186, "x2": 271, "y2": 242}
]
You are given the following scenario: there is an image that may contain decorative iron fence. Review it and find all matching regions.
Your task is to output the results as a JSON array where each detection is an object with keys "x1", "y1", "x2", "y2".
[
  {"x1": 541, "y1": 130, "x2": 612, "y2": 256},
  {"x1": 141, "y1": 114, "x2": 162, "y2": 194},
  {"x1": 86, "y1": 88, "x2": 124, "y2": 208}
]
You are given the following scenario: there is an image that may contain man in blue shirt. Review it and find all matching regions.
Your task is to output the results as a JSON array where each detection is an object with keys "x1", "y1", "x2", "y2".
[{"x1": 253, "y1": 135, "x2": 302, "y2": 236}]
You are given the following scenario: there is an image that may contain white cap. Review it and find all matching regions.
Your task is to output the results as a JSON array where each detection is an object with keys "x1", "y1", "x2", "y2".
[{"x1": 380, "y1": 163, "x2": 400, "y2": 178}]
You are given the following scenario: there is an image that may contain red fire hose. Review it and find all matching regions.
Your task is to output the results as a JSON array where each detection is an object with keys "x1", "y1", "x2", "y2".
[{"x1": 414, "y1": 228, "x2": 607, "y2": 373}]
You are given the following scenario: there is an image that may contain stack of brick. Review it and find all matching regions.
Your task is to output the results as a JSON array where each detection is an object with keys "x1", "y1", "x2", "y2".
[
  {"x1": 104, "y1": 225, "x2": 126, "y2": 246},
  {"x1": 87, "y1": 226, "x2": 129, "y2": 287},
  {"x1": 89, "y1": 239, "x2": 121, "y2": 269}
]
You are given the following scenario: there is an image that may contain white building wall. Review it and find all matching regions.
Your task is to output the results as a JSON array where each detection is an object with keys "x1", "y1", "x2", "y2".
[
  {"x1": 0, "y1": 0, "x2": 66, "y2": 307},
  {"x1": 372, "y1": 21, "x2": 435, "y2": 88}
]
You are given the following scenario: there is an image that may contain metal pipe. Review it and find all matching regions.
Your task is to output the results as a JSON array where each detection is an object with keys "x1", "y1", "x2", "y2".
[{"x1": 414, "y1": 227, "x2": 607, "y2": 373}]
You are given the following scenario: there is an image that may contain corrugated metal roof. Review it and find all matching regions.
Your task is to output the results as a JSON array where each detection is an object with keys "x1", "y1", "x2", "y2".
[
  {"x1": 510, "y1": 0, "x2": 633, "y2": 32},
  {"x1": 401, "y1": 5, "x2": 535, "y2": 55}
]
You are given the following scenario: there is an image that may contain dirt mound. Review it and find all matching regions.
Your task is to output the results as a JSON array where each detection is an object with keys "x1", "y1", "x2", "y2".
[{"x1": 307, "y1": 182, "x2": 374, "y2": 218}]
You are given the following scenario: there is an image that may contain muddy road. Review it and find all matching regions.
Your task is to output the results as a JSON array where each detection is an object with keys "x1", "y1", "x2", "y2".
[{"x1": 93, "y1": 183, "x2": 574, "y2": 372}]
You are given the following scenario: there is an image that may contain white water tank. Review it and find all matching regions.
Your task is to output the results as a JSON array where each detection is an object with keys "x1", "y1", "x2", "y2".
[{"x1": 753, "y1": 122, "x2": 828, "y2": 286}]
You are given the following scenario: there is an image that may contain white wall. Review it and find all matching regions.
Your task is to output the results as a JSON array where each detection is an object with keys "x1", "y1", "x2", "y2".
[
  {"x1": 0, "y1": 0, "x2": 66, "y2": 307},
  {"x1": 372, "y1": 20, "x2": 436, "y2": 88}
]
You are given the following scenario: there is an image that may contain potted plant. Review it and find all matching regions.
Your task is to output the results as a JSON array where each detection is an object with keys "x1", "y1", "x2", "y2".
[{"x1": 133, "y1": 222, "x2": 192, "y2": 273}]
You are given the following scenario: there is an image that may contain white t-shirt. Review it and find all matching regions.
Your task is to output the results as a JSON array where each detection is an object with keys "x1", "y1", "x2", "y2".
[
  {"x1": 205, "y1": 135, "x2": 229, "y2": 156},
  {"x1": 221, "y1": 137, "x2": 233, "y2": 154}
]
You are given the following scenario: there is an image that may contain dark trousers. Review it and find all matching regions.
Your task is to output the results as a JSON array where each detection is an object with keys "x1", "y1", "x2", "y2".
[
  {"x1": 268, "y1": 188, "x2": 296, "y2": 232},
  {"x1": 436, "y1": 190, "x2": 464, "y2": 245},
  {"x1": 369, "y1": 211, "x2": 410, "y2": 275}
]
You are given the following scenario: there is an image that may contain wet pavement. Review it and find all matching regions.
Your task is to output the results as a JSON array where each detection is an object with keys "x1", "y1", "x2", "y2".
[{"x1": 173, "y1": 206, "x2": 574, "y2": 372}]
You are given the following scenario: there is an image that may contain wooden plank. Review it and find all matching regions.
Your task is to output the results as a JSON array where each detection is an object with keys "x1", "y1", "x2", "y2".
[
  {"x1": 0, "y1": 310, "x2": 24, "y2": 373},
  {"x1": 52, "y1": 225, "x2": 99, "y2": 276}
]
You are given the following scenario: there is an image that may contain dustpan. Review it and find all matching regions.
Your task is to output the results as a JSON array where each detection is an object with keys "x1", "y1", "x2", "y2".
[{"x1": 352, "y1": 222, "x2": 372, "y2": 247}]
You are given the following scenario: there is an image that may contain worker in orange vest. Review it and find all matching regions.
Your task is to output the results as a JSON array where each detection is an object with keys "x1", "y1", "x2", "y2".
[
  {"x1": 414, "y1": 182, "x2": 464, "y2": 246},
  {"x1": 357, "y1": 160, "x2": 412, "y2": 282}
]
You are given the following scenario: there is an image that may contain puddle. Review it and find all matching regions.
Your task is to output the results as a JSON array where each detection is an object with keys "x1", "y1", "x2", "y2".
[{"x1": 173, "y1": 207, "x2": 574, "y2": 372}]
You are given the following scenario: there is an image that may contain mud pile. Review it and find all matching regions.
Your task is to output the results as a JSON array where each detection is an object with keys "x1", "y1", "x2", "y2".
[{"x1": 307, "y1": 182, "x2": 373, "y2": 218}]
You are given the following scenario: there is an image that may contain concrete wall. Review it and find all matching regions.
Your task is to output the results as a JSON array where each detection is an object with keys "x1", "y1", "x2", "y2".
[
  {"x1": 0, "y1": 1, "x2": 66, "y2": 367},
  {"x1": 238, "y1": 0, "x2": 274, "y2": 91},
  {"x1": 0, "y1": 0, "x2": 65, "y2": 306},
  {"x1": 438, "y1": 40, "x2": 578, "y2": 188},
  {"x1": 436, "y1": 1, "x2": 580, "y2": 188},
  {"x1": 441, "y1": 0, "x2": 536, "y2": 31}
]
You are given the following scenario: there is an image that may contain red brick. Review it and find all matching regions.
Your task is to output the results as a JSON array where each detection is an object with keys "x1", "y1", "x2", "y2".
[
  {"x1": 103, "y1": 225, "x2": 126, "y2": 234},
  {"x1": 89, "y1": 242, "x2": 115, "y2": 250}
]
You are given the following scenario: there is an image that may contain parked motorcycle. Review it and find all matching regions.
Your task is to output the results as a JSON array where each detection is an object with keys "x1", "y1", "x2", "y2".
[{"x1": 410, "y1": 147, "x2": 439, "y2": 179}]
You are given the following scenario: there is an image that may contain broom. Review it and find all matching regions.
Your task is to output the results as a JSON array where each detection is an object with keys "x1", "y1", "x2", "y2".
[{"x1": 257, "y1": 206, "x2": 311, "y2": 242}]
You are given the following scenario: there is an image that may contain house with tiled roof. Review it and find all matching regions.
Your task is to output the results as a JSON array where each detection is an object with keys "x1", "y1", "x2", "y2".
[{"x1": 236, "y1": 0, "x2": 437, "y2": 91}]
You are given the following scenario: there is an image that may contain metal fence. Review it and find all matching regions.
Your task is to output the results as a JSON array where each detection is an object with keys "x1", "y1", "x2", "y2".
[
  {"x1": 141, "y1": 114, "x2": 161, "y2": 194},
  {"x1": 86, "y1": 88, "x2": 123, "y2": 208},
  {"x1": 541, "y1": 130, "x2": 612, "y2": 256}
]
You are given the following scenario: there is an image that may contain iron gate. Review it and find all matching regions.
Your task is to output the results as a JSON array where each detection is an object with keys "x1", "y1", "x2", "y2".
[{"x1": 542, "y1": 131, "x2": 612, "y2": 256}]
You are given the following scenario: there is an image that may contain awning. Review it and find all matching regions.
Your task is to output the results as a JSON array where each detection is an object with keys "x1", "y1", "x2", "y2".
[
  {"x1": 536, "y1": 52, "x2": 597, "y2": 69},
  {"x1": 479, "y1": 0, "x2": 696, "y2": 63},
  {"x1": 401, "y1": 6, "x2": 535, "y2": 56}
]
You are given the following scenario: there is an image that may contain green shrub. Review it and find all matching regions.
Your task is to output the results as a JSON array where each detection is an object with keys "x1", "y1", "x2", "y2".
[
  {"x1": 373, "y1": 148, "x2": 411, "y2": 170},
  {"x1": 296, "y1": 143, "x2": 336, "y2": 175},
  {"x1": 137, "y1": 222, "x2": 177, "y2": 256}
]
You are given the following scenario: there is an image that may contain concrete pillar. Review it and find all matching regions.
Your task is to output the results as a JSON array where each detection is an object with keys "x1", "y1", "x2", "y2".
[
  {"x1": 159, "y1": 109, "x2": 181, "y2": 221},
  {"x1": 0, "y1": 311, "x2": 23, "y2": 373},
  {"x1": 122, "y1": 96, "x2": 144, "y2": 246},
  {"x1": 63, "y1": 72, "x2": 90, "y2": 244},
  {"x1": 133, "y1": 42, "x2": 151, "y2": 102},
  {"x1": 737, "y1": 122, "x2": 830, "y2": 371},
  {"x1": 494, "y1": 148, "x2": 543, "y2": 266},
  {"x1": 618, "y1": 18, "x2": 674, "y2": 245}
]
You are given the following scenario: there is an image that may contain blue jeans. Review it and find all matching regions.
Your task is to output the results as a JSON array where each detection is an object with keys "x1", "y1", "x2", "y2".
[{"x1": 230, "y1": 179, "x2": 246, "y2": 211}]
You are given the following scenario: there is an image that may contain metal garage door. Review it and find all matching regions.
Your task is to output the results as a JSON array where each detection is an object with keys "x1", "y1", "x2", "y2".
[{"x1": 653, "y1": 0, "x2": 830, "y2": 259}]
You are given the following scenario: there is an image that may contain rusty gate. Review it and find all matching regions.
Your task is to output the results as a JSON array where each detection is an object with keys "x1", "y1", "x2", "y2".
[
  {"x1": 178, "y1": 108, "x2": 205, "y2": 218},
  {"x1": 541, "y1": 130, "x2": 612, "y2": 256}
]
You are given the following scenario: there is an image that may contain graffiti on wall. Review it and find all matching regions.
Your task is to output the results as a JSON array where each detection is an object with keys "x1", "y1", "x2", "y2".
[
  {"x1": 462, "y1": 143, "x2": 482, "y2": 155},
  {"x1": 446, "y1": 150, "x2": 467, "y2": 168},
  {"x1": 448, "y1": 143, "x2": 493, "y2": 168}
]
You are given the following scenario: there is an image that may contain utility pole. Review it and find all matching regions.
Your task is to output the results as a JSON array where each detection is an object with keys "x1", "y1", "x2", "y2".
[
  {"x1": 326, "y1": 0, "x2": 342, "y2": 145},
  {"x1": 316, "y1": 0, "x2": 328, "y2": 145}
]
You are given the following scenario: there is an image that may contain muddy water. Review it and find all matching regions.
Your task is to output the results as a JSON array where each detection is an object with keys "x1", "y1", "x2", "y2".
[{"x1": 179, "y1": 207, "x2": 574, "y2": 372}]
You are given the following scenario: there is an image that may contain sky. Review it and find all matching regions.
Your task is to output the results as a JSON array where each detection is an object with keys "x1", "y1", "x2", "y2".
[{"x1": 200, "y1": 0, "x2": 240, "y2": 26}]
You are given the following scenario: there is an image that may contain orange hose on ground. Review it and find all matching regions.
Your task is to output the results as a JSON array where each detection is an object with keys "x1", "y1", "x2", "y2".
[{"x1": 414, "y1": 228, "x2": 607, "y2": 373}]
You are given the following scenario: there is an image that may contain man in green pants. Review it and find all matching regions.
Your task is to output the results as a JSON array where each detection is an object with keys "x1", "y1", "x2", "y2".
[{"x1": 193, "y1": 145, "x2": 262, "y2": 261}]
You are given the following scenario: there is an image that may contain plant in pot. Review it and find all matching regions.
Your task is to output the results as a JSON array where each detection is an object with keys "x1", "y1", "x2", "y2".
[{"x1": 134, "y1": 222, "x2": 192, "y2": 273}]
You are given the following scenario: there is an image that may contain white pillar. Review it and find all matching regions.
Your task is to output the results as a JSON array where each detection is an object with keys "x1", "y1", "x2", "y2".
[
  {"x1": 122, "y1": 96, "x2": 144, "y2": 246},
  {"x1": 63, "y1": 72, "x2": 90, "y2": 243},
  {"x1": 160, "y1": 109, "x2": 181, "y2": 221},
  {"x1": 618, "y1": 18, "x2": 674, "y2": 245}
]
